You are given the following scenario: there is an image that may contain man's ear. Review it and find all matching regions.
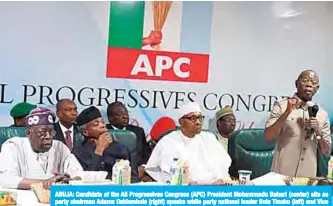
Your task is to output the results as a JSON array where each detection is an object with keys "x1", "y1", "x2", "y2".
[
  {"x1": 26, "y1": 128, "x2": 30, "y2": 136},
  {"x1": 82, "y1": 130, "x2": 89, "y2": 137},
  {"x1": 108, "y1": 116, "x2": 113, "y2": 123},
  {"x1": 178, "y1": 118, "x2": 182, "y2": 126},
  {"x1": 295, "y1": 80, "x2": 298, "y2": 88},
  {"x1": 216, "y1": 119, "x2": 221, "y2": 127}
]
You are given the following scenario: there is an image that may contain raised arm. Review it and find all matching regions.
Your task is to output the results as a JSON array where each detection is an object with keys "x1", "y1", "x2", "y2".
[{"x1": 264, "y1": 98, "x2": 297, "y2": 141}]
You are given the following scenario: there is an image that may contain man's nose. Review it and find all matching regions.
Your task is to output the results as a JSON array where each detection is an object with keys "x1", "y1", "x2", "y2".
[
  {"x1": 305, "y1": 81, "x2": 314, "y2": 88},
  {"x1": 195, "y1": 119, "x2": 202, "y2": 125},
  {"x1": 44, "y1": 132, "x2": 53, "y2": 139}
]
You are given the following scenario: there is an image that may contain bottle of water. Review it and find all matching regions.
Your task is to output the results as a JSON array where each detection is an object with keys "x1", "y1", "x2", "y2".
[
  {"x1": 169, "y1": 158, "x2": 179, "y2": 185},
  {"x1": 112, "y1": 159, "x2": 120, "y2": 184}
]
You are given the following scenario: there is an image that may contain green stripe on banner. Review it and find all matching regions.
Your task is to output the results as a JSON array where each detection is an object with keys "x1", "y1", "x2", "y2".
[{"x1": 108, "y1": 1, "x2": 145, "y2": 49}]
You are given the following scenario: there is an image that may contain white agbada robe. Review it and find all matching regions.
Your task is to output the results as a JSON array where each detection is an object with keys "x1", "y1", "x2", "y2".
[
  {"x1": 0, "y1": 137, "x2": 83, "y2": 188},
  {"x1": 146, "y1": 130, "x2": 232, "y2": 183}
]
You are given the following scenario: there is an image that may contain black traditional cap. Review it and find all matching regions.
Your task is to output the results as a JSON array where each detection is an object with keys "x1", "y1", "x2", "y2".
[{"x1": 76, "y1": 106, "x2": 102, "y2": 126}]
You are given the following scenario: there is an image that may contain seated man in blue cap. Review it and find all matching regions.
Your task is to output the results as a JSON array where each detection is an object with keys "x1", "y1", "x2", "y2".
[
  {"x1": 73, "y1": 106, "x2": 139, "y2": 182},
  {"x1": 9, "y1": 102, "x2": 37, "y2": 127}
]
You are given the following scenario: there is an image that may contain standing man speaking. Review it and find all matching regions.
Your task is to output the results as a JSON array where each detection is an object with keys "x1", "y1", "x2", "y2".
[{"x1": 264, "y1": 70, "x2": 331, "y2": 177}]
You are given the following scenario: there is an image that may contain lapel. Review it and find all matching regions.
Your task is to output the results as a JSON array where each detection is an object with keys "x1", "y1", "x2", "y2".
[
  {"x1": 54, "y1": 122, "x2": 66, "y2": 144},
  {"x1": 73, "y1": 125, "x2": 79, "y2": 148},
  {"x1": 54, "y1": 122, "x2": 80, "y2": 149}
]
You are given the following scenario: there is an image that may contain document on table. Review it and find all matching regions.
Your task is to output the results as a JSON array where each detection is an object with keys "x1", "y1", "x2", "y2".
[{"x1": 252, "y1": 172, "x2": 286, "y2": 185}]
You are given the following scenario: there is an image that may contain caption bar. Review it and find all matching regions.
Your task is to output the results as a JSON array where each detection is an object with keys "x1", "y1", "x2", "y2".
[{"x1": 51, "y1": 185, "x2": 332, "y2": 206}]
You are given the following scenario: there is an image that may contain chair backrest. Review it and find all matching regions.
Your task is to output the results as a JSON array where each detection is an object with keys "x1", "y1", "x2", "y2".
[
  {"x1": 229, "y1": 128, "x2": 333, "y2": 179},
  {"x1": 0, "y1": 126, "x2": 27, "y2": 149},
  {"x1": 228, "y1": 128, "x2": 276, "y2": 179},
  {"x1": 108, "y1": 129, "x2": 137, "y2": 153}
]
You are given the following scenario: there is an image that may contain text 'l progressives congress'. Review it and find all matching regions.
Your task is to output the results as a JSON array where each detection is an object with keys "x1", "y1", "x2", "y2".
[{"x1": 50, "y1": 185, "x2": 332, "y2": 206}]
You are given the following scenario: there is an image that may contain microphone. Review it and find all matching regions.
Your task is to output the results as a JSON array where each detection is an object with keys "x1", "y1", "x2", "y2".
[
  {"x1": 307, "y1": 101, "x2": 319, "y2": 118},
  {"x1": 306, "y1": 101, "x2": 319, "y2": 140}
]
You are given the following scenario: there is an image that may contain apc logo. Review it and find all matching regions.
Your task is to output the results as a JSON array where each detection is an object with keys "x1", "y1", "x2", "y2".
[{"x1": 106, "y1": 1, "x2": 212, "y2": 83}]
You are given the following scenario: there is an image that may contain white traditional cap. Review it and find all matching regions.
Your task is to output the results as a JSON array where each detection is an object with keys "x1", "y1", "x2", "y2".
[{"x1": 179, "y1": 102, "x2": 201, "y2": 118}]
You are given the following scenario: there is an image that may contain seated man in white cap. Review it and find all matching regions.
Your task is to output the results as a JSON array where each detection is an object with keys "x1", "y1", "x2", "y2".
[
  {"x1": 0, "y1": 108, "x2": 83, "y2": 189},
  {"x1": 146, "y1": 102, "x2": 232, "y2": 184}
]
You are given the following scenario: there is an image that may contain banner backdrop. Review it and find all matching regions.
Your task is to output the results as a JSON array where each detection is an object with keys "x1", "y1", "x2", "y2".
[{"x1": 0, "y1": 1, "x2": 333, "y2": 138}]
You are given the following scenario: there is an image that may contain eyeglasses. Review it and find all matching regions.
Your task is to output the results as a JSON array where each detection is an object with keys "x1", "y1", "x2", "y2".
[
  {"x1": 32, "y1": 129, "x2": 56, "y2": 139},
  {"x1": 299, "y1": 77, "x2": 318, "y2": 87},
  {"x1": 221, "y1": 118, "x2": 236, "y2": 123},
  {"x1": 182, "y1": 115, "x2": 205, "y2": 122}
]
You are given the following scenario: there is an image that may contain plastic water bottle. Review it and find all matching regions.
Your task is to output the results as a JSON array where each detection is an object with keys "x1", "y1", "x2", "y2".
[
  {"x1": 122, "y1": 160, "x2": 131, "y2": 185},
  {"x1": 169, "y1": 158, "x2": 179, "y2": 185},
  {"x1": 112, "y1": 159, "x2": 120, "y2": 184}
]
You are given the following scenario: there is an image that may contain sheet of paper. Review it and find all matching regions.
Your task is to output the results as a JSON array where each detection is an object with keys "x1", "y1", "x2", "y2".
[{"x1": 252, "y1": 172, "x2": 286, "y2": 185}]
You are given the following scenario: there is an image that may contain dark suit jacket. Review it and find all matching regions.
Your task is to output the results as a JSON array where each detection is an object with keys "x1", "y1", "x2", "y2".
[
  {"x1": 53, "y1": 122, "x2": 79, "y2": 148},
  {"x1": 72, "y1": 139, "x2": 139, "y2": 183},
  {"x1": 106, "y1": 124, "x2": 152, "y2": 166}
]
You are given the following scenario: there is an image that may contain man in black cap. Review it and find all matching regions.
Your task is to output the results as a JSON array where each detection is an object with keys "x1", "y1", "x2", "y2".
[{"x1": 72, "y1": 106, "x2": 138, "y2": 182}]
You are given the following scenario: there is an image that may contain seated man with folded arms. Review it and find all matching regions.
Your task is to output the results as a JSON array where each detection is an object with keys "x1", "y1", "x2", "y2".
[
  {"x1": 146, "y1": 102, "x2": 232, "y2": 184},
  {"x1": 73, "y1": 106, "x2": 139, "y2": 182},
  {"x1": 0, "y1": 108, "x2": 83, "y2": 189}
]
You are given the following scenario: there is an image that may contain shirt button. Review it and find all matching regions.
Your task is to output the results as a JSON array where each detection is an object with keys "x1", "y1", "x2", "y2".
[{"x1": 301, "y1": 158, "x2": 304, "y2": 161}]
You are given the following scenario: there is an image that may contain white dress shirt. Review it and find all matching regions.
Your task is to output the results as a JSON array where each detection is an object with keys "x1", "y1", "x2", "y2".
[
  {"x1": 146, "y1": 130, "x2": 231, "y2": 183},
  {"x1": 59, "y1": 122, "x2": 74, "y2": 143}
]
